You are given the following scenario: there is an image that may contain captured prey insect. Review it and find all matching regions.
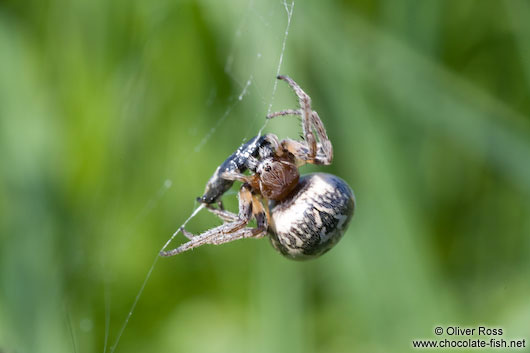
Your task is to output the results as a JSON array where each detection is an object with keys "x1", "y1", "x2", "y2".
[{"x1": 160, "y1": 75, "x2": 355, "y2": 260}]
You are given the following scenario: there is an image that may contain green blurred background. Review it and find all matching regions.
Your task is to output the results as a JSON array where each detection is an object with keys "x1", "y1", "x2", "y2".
[{"x1": 1, "y1": 0, "x2": 530, "y2": 352}]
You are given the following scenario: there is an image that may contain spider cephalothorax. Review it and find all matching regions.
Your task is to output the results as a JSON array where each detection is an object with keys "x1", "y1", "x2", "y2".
[{"x1": 161, "y1": 75, "x2": 355, "y2": 260}]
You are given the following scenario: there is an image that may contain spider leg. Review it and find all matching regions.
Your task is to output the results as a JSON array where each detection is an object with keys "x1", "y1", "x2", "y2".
[
  {"x1": 160, "y1": 185, "x2": 260, "y2": 256},
  {"x1": 209, "y1": 197, "x2": 268, "y2": 245},
  {"x1": 280, "y1": 138, "x2": 332, "y2": 166},
  {"x1": 251, "y1": 193, "x2": 269, "y2": 231},
  {"x1": 266, "y1": 109, "x2": 301, "y2": 119},
  {"x1": 278, "y1": 138, "x2": 310, "y2": 166},
  {"x1": 220, "y1": 171, "x2": 251, "y2": 182},
  {"x1": 205, "y1": 204, "x2": 238, "y2": 222},
  {"x1": 207, "y1": 223, "x2": 266, "y2": 245},
  {"x1": 310, "y1": 111, "x2": 333, "y2": 164},
  {"x1": 272, "y1": 75, "x2": 333, "y2": 165},
  {"x1": 220, "y1": 170, "x2": 261, "y2": 192},
  {"x1": 276, "y1": 75, "x2": 318, "y2": 158},
  {"x1": 180, "y1": 227, "x2": 195, "y2": 240},
  {"x1": 180, "y1": 204, "x2": 240, "y2": 240}
]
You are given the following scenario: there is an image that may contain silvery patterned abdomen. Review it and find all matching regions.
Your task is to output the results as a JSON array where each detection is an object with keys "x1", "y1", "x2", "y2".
[{"x1": 268, "y1": 173, "x2": 355, "y2": 260}]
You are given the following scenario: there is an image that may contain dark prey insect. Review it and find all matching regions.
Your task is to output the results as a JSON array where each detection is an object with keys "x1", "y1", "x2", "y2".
[{"x1": 160, "y1": 75, "x2": 355, "y2": 260}]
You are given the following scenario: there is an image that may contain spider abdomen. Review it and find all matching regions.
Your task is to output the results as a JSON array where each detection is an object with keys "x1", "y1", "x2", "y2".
[{"x1": 268, "y1": 173, "x2": 355, "y2": 260}]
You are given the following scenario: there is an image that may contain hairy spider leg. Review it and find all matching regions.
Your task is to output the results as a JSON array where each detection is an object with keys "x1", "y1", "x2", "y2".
[
  {"x1": 267, "y1": 75, "x2": 333, "y2": 165},
  {"x1": 266, "y1": 108, "x2": 301, "y2": 119},
  {"x1": 160, "y1": 185, "x2": 253, "y2": 255},
  {"x1": 179, "y1": 205, "x2": 239, "y2": 240},
  {"x1": 159, "y1": 185, "x2": 267, "y2": 256},
  {"x1": 208, "y1": 196, "x2": 268, "y2": 245},
  {"x1": 277, "y1": 75, "x2": 318, "y2": 158},
  {"x1": 204, "y1": 204, "x2": 238, "y2": 222},
  {"x1": 310, "y1": 111, "x2": 333, "y2": 164}
]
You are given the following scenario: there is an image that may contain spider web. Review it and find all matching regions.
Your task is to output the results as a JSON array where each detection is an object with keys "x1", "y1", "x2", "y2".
[{"x1": 105, "y1": 1, "x2": 295, "y2": 352}]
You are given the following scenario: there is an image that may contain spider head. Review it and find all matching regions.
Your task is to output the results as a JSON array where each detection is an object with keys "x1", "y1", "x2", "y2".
[{"x1": 257, "y1": 157, "x2": 299, "y2": 201}]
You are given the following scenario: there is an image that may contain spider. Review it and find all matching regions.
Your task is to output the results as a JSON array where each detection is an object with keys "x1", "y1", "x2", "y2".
[{"x1": 160, "y1": 75, "x2": 355, "y2": 260}]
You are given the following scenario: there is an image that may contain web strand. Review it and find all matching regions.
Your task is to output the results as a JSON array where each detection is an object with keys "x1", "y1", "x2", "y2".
[
  {"x1": 109, "y1": 203, "x2": 205, "y2": 353},
  {"x1": 194, "y1": 77, "x2": 253, "y2": 153},
  {"x1": 102, "y1": 178, "x2": 172, "y2": 353},
  {"x1": 259, "y1": 0, "x2": 295, "y2": 137}
]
